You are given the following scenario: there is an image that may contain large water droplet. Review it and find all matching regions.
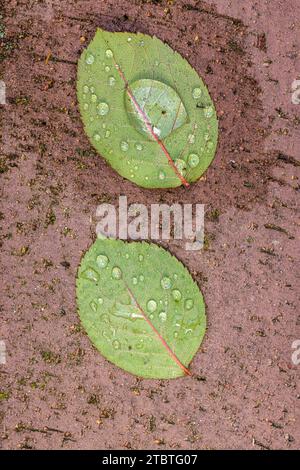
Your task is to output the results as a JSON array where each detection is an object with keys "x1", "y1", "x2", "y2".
[
  {"x1": 139, "y1": 275, "x2": 144, "y2": 282},
  {"x1": 83, "y1": 85, "x2": 89, "y2": 94},
  {"x1": 94, "y1": 133, "x2": 101, "y2": 142},
  {"x1": 105, "y1": 49, "x2": 113, "y2": 58},
  {"x1": 81, "y1": 267, "x2": 99, "y2": 283},
  {"x1": 161, "y1": 276, "x2": 172, "y2": 290},
  {"x1": 112, "y1": 266, "x2": 122, "y2": 280},
  {"x1": 172, "y1": 289, "x2": 182, "y2": 301},
  {"x1": 120, "y1": 141, "x2": 129, "y2": 152},
  {"x1": 83, "y1": 103, "x2": 89, "y2": 110},
  {"x1": 147, "y1": 300, "x2": 157, "y2": 313},
  {"x1": 159, "y1": 311, "x2": 167, "y2": 322},
  {"x1": 192, "y1": 87, "x2": 202, "y2": 99},
  {"x1": 188, "y1": 153, "x2": 200, "y2": 168},
  {"x1": 132, "y1": 276, "x2": 138, "y2": 285},
  {"x1": 185, "y1": 299, "x2": 194, "y2": 310},
  {"x1": 98, "y1": 297, "x2": 104, "y2": 305},
  {"x1": 97, "y1": 254, "x2": 108, "y2": 268},
  {"x1": 86, "y1": 54, "x2": 95, "y2": 65},
  {"x1": 125, "y1": 79, "x2": 188, "y2": 140},
  {"x1": 97, "y1": 102, "x2": 109, "y2": 116}
]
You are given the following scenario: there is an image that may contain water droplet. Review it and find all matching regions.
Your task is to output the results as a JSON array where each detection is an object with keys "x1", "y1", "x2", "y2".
[
  {"x1": 132, "y1": 277, "x2": 138, "y2": 285},
  {"x1": 81, "y1": 267, "x2": 99, "y2": 283},
  {"x1": 139, "y1": 275, "x2": 144, "y2": 282},
  {"x1": 98, "y1": 297, "x2": 104, "y2": 305},
  {"x1": 135, "y1": 142, "x2": 143, "y2": 151},
  {"x1": 120, "y1": 141, "x2": 129, "y2": 152},
  {"x1": 172, "y1": 289, "x2": 182, "y2": 301},
  {"x1": 192, "y1": 87, "x2": 202, "y2": 99},
  {"x1": 90, "y1": 300, "x2": 98, "y2": 312},
  {"x1": 90, "y1": 86, "x2": 95, "y2": 93},
  {"x1": 149, "y1": 313, "x2": 154, "y2": 320},
  {"x1": 108, "y1": 76, "x2": 116, "y2": 86},
  {"x1": 175, "y1": 159, "x2": 186, "y2": 176},
  {"x1": 158, "y1": 170, "x2": 166, "y2": 180},
  {"x1": 94, "y1": 133, "x2": 101, "y2": 142},
  {"x1": 96, "y1": 254, "x2": 108, "y2": 268},
  {"x1": 83, "y1": 85, "x2": 89, "y2": 94},
  {"x1": 138, "y1": 254, "x2": 144, "y2": 261},
  {"x1": 136, "y1": 339, "x2": 144, "y2": 349},
  {"x1": 173, "y1": 331, "x2": 179, "y2": 339},
  {"x1": 161, "y1": 276, "x2": 172, "y2": 290},
  {"x1": 104, "y1": 65, "x2": 110, "y2": 72},
  {"x1": 105, "y1": 130, "x2": 111, "y2": 138},
  {"x1": 204, "y1": 132, "x2": 210, "y2": 141},
  {"x1": 127, "y1": 37, "x2": 132, "y2": 42},
  {"x1": 97, "y1": 102, "x2": 109, "y2": 116},
  {"x1": 139, "y1": 40, "x2": 145, "y2": 47},
  {"x1": 188, "y1": 153, "x2": 200, "y2": 168},
  {"x1": 83, "y1": 103, "x2": 89, "y2": 110},
  {"x1": 207, "y1": 140, "x2": 214, "y2": 149},
  {"x1": 105, "y1": 49, "x2": 113, "y2": 58},
  {"x1": 91, "y1": 94, "x2": 97, "y2": 103},
  {"x1": 112, "y1": 266, "x2": 122, "y2": 280},
  {"x1": 154, "y1": 60, "x2": 159, "y2": 66},
  {"x1": 204, "y1": 106, "x2": 213, "y2": 118},
  {"x1": 159, "y1": 311, "x2": 167, "y2": 322},
  {"x1": 125, "y1": 253, "x2": 129, "y2": 259},
  {"x1": 153, "y1": 126, "x2": 161, "y2": 137},
  {"x1": 185, "y1": 299, "x2": 194, "y2": 310},
  {"x1": 86, "y1": 54, "x2": 95, "y2": 65},
  {"x1": 188, "y1": 134, "x2": 195, "y2": 144},
  {"x1": 147, "y1": 300, "x2": 157, "y2": 313},
  {"x1": 112, "y1": 340, "x2": 120, "y2": 350}
]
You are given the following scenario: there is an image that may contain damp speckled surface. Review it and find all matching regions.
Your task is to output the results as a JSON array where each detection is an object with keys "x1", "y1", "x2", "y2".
[{"x1": 0, "y1": 0, "x2": 299, "y2": 451}]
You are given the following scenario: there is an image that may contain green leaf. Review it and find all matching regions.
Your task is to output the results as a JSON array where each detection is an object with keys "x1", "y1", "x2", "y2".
[
  {"x1": 76, "y1": 239, "x2": 206, "y2": 379},
  {"x1": 77, "y1": 28, "x2": 218, "y2": 188}
]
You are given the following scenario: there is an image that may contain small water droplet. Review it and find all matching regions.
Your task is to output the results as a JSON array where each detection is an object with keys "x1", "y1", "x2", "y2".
[
  {"x1": 125, "y1": 253, "x2": 129, "y2": 259},
  {"x1": 108, "y1": 76, "x2": 116, "y2": 86},
  {"x1": 94, "y1": 133, "x2": 101, "y2": 142},
  {"x1": 81, "y1": 267, "x2": 99, "y2": 283},
  {"x1": 105, "y1": 130, "x2": 111, "y2": 138},
  {"x1": 86, "y1": 54, "x2": 95, "y2": 65},
  {"x1": 175, "y1": 159, "x2": 186, "y2": 176},
  {"x1": 192, "y1": 87, "x2": 202, "y2": 99},
  {"x1": 159, "y1": 311, "x2": 167, "y2": 322},
  {"x1": 188, "y1": 133, "x2": 195, "y2": 144},
  {"x1": 105, "y1": 49, "x2": 113, "y2": 58},
  {"x1": 172, "y1": 289, "x2": 182, "y2": 301},
  {"x1": 83, "y1": 85, "x2": 89, "y2": 93},
  {"x1": 98, "y1": 297, "x2": 104, "y2": 305},
  {"x1": 120, "y1": 141, "x2": 129, "y2": 152},
  {"x1": 127, "y1": 37, "x2": 132, "y2": 42},
  {"x1": 154, "y1": 60, "x2": 159, "y2": 66},
  {"x1": 149, "y1": 313, "x2": 154, "y2": 320},
  {"x1": 104, "y1": 65, "x2": 110, "y2": 72},
  {"x1": 204, "y1": 132, "x2": 210, "y2": 141},
  {"x1": 158, "y1": 170, "x2": 166, "y2": 180},
  {"x1": 207, "y1": 140, "x2": 214, "y2": 149},
  {"x1": 188, "y1": 153, "x2": 200, "y2": 168},
  {"x1": 173, "y1": 331, "x2": 179, "y2": 339},
  {"x1": 204, "y1": 106, "x2": 213, "y2": 118},
  {"x1": 139, "y1": 275, "x2": 144, "y2": 282},
  {"x1": 96, "y1": 254, "x2": 108, "y2": 268},
  {"x1": 139, "y1": 40, "x2": 145, "y2": 47},
  {"x1": 132, "y1": 277, "x2": 138, "y2": 285},
  {"x1": 136, "y1": 339, "x2": 144, "y2": 349},
  {"x1": 90, "y1": 86, "x2": 95, "y2": 93},
  {"x1": 112, "y1": 340, "x2": 120, "y2": 350},
  {"x1": 83, "y1": 103, "x2": 89, "y2": 110},
  {"x1": 135, "y1": 142, "x2": 143, "y2": 151},
  {"x1": 185, "y1": 299, "x2": 194, "y2": 310},
  {"x1": 97, "y1": 102, "x2": 109, "y2": 116},
  {"x1": 161, "y1": 276, "x2": 172, "y2": 290},
  {"x1": 153, "y1": 126, "x2": 161, "y2": 137},
  {"x1": 147, "y1": 300, "x2": 157, "y2": 313},
  {"x1": 112, "y1": 266, "x2": 122, "y2": 280},
  {"x1": 91, "y1": 94, "x2": 97, "y2": 103},
  {"x1": 138, "y1": 254, "x2": 144, "y2": 262}
]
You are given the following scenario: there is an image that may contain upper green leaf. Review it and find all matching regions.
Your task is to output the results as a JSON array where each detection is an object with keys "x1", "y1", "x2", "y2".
[
  {"x1": 77, "y1": 28, "x2": 218, "y2": 188},
  {"x1": 76, "y1": 239, "x2": 206, "y2": 379}
]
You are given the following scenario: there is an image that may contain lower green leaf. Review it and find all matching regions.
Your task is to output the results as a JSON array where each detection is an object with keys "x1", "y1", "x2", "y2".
[{"x1": 76, "y1": 239, "x2": 206, "y2": 379}]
